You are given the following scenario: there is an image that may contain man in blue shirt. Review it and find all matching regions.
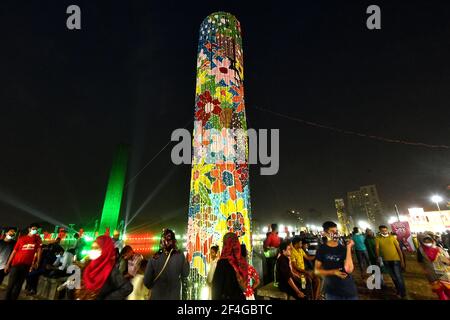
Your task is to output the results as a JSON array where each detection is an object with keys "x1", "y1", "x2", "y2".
[
  {"x1": 351, "y1": 227, "x2": 370, "y2": 277},
  {"x1": 315, "y1": 221, "x2": 358, "y2": 300}
]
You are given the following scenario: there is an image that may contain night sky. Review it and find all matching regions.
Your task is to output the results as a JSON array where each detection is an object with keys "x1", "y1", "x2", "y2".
[{"x1": 1, "y1": 0, "x2": 449, "y2": 233}]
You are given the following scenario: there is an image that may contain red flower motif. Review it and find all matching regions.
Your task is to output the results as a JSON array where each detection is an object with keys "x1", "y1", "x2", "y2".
[
  {"x1": 236, "y1": 164, "x2": 249, "y2": 189},
  {"x1": 196, "y1": 91, "x2": 221, "y2": 125}
]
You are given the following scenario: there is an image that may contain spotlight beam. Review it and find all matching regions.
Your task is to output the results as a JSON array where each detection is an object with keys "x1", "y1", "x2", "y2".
[
  {"x1": 0, "y1": 189, "x2": 68, "y2": 228},
  {"x1": 126, "y1": 167, "x2": 177, "y2": 226}
]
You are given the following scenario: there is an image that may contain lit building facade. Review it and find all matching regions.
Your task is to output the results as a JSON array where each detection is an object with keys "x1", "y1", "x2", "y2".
[{"x1": 407, "y1": 208, "x2": 450, "y2": 233}]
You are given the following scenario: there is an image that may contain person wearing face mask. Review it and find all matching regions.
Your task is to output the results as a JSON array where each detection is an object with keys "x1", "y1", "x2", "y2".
[
  {"x1": 418, "y1": 233, "x2": 450, "y2": 300},
  {"x1": 314, "y1": 221, "x2": 358, "y2": 300},
  {"x1": 0, "y1": 228, "x2": 17, "y2": 286},
  {"x1": 375, "y1": 225, "x2": 407, "y2": 299},
  {"x1": 48, "y1": 247, "x2": 75, "y2": 278},
  {"x1": 3, "y1": 223, "x2": 42, "y2": 300},
  {"x1": 75, "y1": 235, "x2": 132, "y2": 300},
  {"x1": 144, "y1": 229, "x2": 189, "y2": 300}
]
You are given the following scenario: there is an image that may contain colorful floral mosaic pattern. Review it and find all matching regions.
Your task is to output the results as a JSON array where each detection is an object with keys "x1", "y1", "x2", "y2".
[{"x1": 186, "y1": 12, "x2": 252, "y2": 287}]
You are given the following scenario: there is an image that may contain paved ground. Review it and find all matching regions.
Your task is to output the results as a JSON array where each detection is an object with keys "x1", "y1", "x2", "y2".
[{"x1": 353, "y1": 252, "x2": 437, "y2": 300}]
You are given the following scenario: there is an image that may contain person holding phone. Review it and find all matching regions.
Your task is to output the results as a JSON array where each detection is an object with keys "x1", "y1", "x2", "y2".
[{"x1": 314, "y1": 221, "x2": 358, "y2": 300}]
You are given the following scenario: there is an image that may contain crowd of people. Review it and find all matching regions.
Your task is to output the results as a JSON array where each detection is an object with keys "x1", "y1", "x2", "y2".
[
  {"x1": 0, "y1": 221, "x2": 449, "y2": 300},
  {"x1": 261, "y1": 222, "x2": 450, "y2": 300},
  {"x1": 0, "y1": 225, "x2": 188, "y2": 300}
]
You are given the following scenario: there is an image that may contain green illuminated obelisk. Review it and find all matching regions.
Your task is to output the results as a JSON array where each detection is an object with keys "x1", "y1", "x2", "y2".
[{"x1": 99, "y1": 144, "x2": 129, "y2": 235}]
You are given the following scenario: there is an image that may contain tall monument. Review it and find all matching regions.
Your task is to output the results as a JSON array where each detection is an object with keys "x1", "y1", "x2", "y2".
[
  {"x1": 186, "y1": 12, "x2": 252, "y2": 298},
  {"x1": 99, "y1": 144, "x2": 129, "y2": 235}
]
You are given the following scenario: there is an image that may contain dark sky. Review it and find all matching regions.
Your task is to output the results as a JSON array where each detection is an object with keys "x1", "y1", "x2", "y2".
[{"x1": 1, "y1": 0, "x2": 449, "y2": 233}]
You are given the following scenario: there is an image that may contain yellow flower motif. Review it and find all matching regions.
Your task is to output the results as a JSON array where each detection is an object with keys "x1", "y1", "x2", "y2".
[
  {"x1": 192, "y1": 255, "x2": 206, "y2": 277},
  {"x1": 214, "y1": 86, "x2": 233, "y2": 104},
  {"x1": 219, "y1": 198, "x2": 248, "y2": 220},
  {"x1": 191, "y1": 163, "x2": 214, "y2": 194},
  {"x1": 196, "y1": 69, "x2": 209, "y2": 95}
]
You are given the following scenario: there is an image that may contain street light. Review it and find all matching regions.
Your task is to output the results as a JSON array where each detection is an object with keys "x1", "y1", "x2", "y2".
[{"x1": 431, "y1": 195, "x2": 443, "y2": 211}]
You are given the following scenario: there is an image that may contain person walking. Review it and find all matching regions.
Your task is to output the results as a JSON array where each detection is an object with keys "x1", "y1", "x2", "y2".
[
  {"x1": 364, "y1": 229, "x2": 377, "y2": 266},
  {"x1": 144, "y1": 229, "x2": 189, "y2": 300},
  {"x1": 352, "y1": 227, "x2": 370, "y2": 277},
  {"x1": 375, "y1": 225, "x2": 407, "y2": 299}
]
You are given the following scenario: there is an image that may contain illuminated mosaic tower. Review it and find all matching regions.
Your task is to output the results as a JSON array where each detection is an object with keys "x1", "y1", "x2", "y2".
[
  {"x1": 186, "y1": 12, "x2": 252, "y2": 298},
  {"x1": 99, "y1": 144, "x2": 129, "y2": 235}
]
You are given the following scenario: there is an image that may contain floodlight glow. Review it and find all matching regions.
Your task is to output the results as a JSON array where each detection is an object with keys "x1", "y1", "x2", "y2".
[
  {"x1": 431, "y1": 195, "x2": 443, "y2": 203},
  {"x1": 358, "y1": 220, "x2": 370, "y2": 230},
  {"x1": 388, "y1": 216, "x2": 398, "y2": 224},
  {"x1": 201, "y1": 286, "x2": 210, "y2": 300}
]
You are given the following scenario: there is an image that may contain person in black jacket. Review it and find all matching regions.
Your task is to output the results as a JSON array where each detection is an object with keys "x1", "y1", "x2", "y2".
[
  {"x1": 144, "y1": 229, "x2": 189, "y2": 300},
  {"x1": 212, "y1": 232, "x2": 248, "y2": 300}
]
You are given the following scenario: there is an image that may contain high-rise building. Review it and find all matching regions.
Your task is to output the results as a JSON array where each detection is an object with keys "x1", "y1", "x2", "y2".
[
  {"x1": 347, "y1": 185, "x2": 383, "y2": 226},
  {"x1": 186, "y1": 12, "x2": 252, "y2": 299}
]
